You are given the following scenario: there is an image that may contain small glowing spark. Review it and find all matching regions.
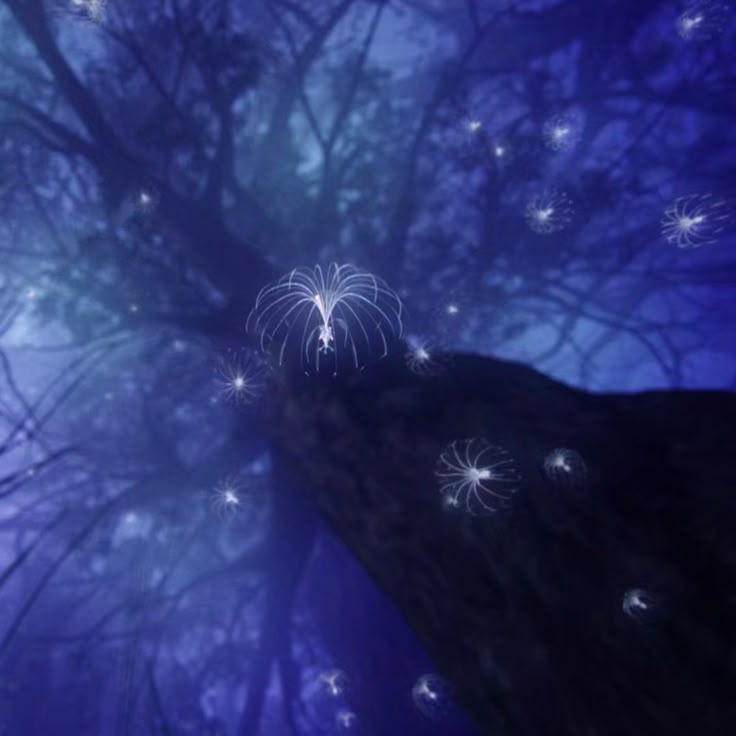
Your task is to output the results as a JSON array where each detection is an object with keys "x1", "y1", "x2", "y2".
[
  {"x1": 318, "y1": 669, "x2": 348, "y2": 697},
  {"x1": 138, "y1": 190, "x2": 156, "y2": 212},
  {"x1": 212, "y1": 477, "x2": 243, "y2": 517},
  {"x1": 412, "y1": 674, "x2": 449, "y2": 719},
  {"x1": 543, "y1": 113, "x2": 583, "y2": 152},
  {"x1": 465, "y1": 118, "x2": 482, "y2": 133},
  {"x1": 335, "y1": 710, "x2": 358, "y2": 731},
  {"x1": 215, "y1": 351, "x2": 265, "y2": 406},
  {"x1": 405, "y1": 337, "x2": 446, "y2": 377},
  {"x1": 622, "y1": 588, "x2": 658, "y2": 621},
  {"x1": 128, "y1": 303, "x2": 139, "y2": 314},
  {"x1": 543, "y1": 448, "x2": 588, "y2": 491}
]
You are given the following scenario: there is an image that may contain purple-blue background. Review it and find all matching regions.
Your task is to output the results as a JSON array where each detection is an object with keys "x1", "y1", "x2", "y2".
[{"x1": 0, "y1": 1, "x2": 734, "y2": 734}]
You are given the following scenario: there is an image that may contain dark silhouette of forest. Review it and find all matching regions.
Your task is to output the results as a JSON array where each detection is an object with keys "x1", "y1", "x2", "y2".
[{"x1": 0, "y1": 1, "x2": 735, "y2": 734}]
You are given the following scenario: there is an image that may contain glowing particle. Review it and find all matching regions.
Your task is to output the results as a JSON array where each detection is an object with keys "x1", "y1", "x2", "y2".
[
  {"x1": 622, "y1": 588, "x2": 658, "y2": 621},
  {"x1": 113, "y1": 510, "x2": 153, "y2": 544},
  {"x1": 317, "y1": 669, "x2": 349, "y2": 698},
  {"x1": 676, "y1": 1, "x2": 728, "y2": 41},
  {"x1": 247, "y1": 264, "x2": 403, "y2": 374},
  {"x1": 137, "y1": 188, "x2": 159, "y2": 214},
  {"x1": 431, "y1": 288, "x2": 469, "y2": 338},
  {"x1": 215, "y1": 351, "x2": 265, "y2": 406},
  {"x1": 543, "y1": 448, "x2": 588, "y2": 491},
  {"x1": 412, "y1": 674, "x2": 450, "y2": 719},
  {"x1": 128, "y1": 303, "x2": 139, "y2": 314},
  {"x1": 335, "y1": 709, "x2": 358, "y2": 731},
  {"x1": 436, "y1": 438, "x2": 521, "y2": 515},
  {"x1": 543, "y1": 113, "x2": 583, "y2": 152},
  {"x1": 404, "y1": 336, "x2": 447, "y2": 378},
  {"x1": 212, "y1": 477, "x2": 243, "y2": 518},
  {"x1": 661, "y1": 193, "x2": 731, "y2": 249},
  {"x1": 525, "y1": 189, "x2": 574, "y2": 234},
  {"x1": 464, "y1": 117, "x2": 483, "y2": 134}
]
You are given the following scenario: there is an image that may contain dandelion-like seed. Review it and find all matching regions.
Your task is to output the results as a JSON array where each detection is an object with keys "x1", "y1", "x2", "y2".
[
  {"x1": 436, "y1": 438, "x2": 521, "y2": 515},
  {"x1": 317, "y1": 669, "x2": 349, "y2": 698},
  {"x1": 335, "y1": 709, "x2": 358, "y2": 731},
  {"x1": 247, "y1": 264, "x2": 403, "y2": 374},
  {"x1": 661, "y1": 193, "x2": 731, "y2": 249},
  {"x1": 622, "y1": 588, "x2": 658, "y2": 621},
  {"x1": 212, "y1": 477, "x2": 243, "y2": 518},
  {"x1": 404, "y1": 336, "x2": 446, "y2": 378},
  {"x1": 412, "y1": 674, "x2": 450, "y2": 719},
  {"x1": 543, "y1": 114, "x2": 583, "y2": 152},
  {"x1": 215, "y1": 351, "x2": 265, "y2": 406},
  {"x1": 543, "y1": 448, "x2": 588, "y2": 492},
  {"x1": 525, "y1": 189, "x2": 574, "y2": 234},
  {"x1": 676, "y1": 1, "x2": 728, "y2": 41}
]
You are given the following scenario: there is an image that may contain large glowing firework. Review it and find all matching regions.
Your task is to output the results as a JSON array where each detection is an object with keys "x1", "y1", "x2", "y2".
[
  {"x1": 247, "y1": 264, "x2": 403, "y2": 374},
  {"x1": 661, "y1": 193, "x2": 731, "y2": 249},
  {"x1": 435, "y1": 438, "x2": 521, "y2": 515}
]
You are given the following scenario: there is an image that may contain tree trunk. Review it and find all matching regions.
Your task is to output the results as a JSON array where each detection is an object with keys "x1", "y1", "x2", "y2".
[{"x1": 270, "y1": 351, "x2": 736, "y2": 735}]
